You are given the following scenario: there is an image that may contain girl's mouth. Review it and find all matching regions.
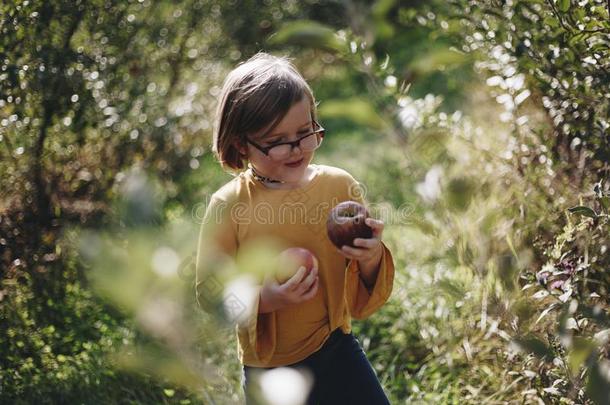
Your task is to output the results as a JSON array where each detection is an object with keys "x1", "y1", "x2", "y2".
[{"x1": 284, "y1": 158, "x2": 304, "y2": 168}]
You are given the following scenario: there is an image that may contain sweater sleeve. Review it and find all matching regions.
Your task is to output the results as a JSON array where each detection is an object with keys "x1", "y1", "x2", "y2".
[
  {"x1": 345, "y1": 241, "x2": 395, "y2": 319},
  {"x1": 238, "y1": 291, "x2": 277, "y2": 365},
  {"x1": 195, "y1": 194, "x2": 277, "y2": 364},
  {"x1": 341, "y1": 172, "x2": 395, "y2": 319}
]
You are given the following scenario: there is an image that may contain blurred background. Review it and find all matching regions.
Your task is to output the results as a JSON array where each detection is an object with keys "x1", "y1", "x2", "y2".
[{"x1": 1, "y1": 0, "x2": 609, "y2": 403}]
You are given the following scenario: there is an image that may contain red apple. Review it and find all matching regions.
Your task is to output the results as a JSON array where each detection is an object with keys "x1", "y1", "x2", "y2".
[
  {"x1": 275, "y1": 247, "x2": 319, "y2": 284},
  {"x1": 326, "y1": 201, "x2": 373, "y2": 248}
]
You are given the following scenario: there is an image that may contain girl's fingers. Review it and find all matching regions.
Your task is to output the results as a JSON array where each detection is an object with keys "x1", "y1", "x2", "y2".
[
  {"x1": 365, "y1": 217, "x2": 384, "y2": 230},
  {"x1": 298, "y1": 267, "x2": 318, "y2": 293},
  {"x1": 341, "y1": 245, "x2": 364, "y2": 258},
  {"x1": 301, "y1": 277, "x2": 319, "y2": 300},
  {"x1": 353, "y1": 238, "x2": 378, "y2": 249},
  {"x1": 284, "y1": 266, "x2": 307, "y2": 290},
  {"x1": 336, "y1": 248, "x2": 358, "y2": 261},
  {"x1": 365, "y1": 218, "x2": 384, "y2": 238}
]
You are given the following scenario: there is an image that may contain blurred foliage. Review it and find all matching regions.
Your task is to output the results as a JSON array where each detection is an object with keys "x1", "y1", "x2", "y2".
[{"x1": 1, "y1": 0, "x2": 609, "y2": 404}]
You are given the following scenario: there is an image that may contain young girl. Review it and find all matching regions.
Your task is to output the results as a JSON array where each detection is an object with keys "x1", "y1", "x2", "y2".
[{"x1": 196, "y1": 52, "x2": 395, "y2": 405}]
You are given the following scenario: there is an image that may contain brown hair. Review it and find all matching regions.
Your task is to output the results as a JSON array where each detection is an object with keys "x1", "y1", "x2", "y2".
[{"x1": 212, "y1": 52, "x2": 317, "y2": 172}]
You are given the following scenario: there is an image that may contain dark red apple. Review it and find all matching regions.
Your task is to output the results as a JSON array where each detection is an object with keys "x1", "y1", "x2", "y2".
[
  {"x1": 275, "y1": 247, "x2": 319, "y2": 284},
  {"x1": 326, "y1": 201, "x2": 373, "y2": 248}
]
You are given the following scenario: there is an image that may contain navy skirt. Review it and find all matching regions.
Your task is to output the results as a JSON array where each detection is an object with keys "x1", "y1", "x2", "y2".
[{"x1": 242, "y1": 329, "x2": 390, "y2": 405}]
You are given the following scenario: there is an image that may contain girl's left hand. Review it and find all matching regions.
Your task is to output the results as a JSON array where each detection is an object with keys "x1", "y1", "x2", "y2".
[{"x1": 336, "y1": 217, "x2": 384, "y2": 265}]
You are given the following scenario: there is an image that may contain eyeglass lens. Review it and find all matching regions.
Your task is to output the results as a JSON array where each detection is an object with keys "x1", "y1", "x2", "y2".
[{"x1": 268, "y1": 132, "x2": 322, "y2": 160}]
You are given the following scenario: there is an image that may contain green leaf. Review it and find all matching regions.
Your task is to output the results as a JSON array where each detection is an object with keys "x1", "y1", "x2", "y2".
[
  {"x1": 586, "y1": 360, "x2": 610, "y2": 405},
  {"x1": 409, "y1": 47, "x2": 468, "y2": 75},
  {"x1": 558, "y1": 0, "x2": 571, "y2": 12},
  {"x1": 568, "y1": 206, "x2": 597, "y2": 218},
  {"x1": 318, "y1": 98, "x2": 385, "y2": 129},
  {"x1": 446, "y1": 177, "x2": 476, "y2": 212},
  {"x1": 568, "y1": 337, "x2": 596, "y2": 375},
  {"x1": 543, "y1": 17, "x2": 560, "y2": 29},
  {"x1": 267, "y1": 20, "x2": 346, "y2": 53}
]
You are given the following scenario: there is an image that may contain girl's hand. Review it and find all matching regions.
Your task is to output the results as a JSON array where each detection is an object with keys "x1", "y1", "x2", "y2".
[
  {"x1": 259, "y1": 264, "x2": 319, "y2": 313},
  {"x1": 336, "y1": 218, "x2": 384, "y2": 265}
]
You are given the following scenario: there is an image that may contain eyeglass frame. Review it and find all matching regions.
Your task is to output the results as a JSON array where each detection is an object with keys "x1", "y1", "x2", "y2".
[{"x1": 245, "y1": 120, "x2": 325, "y2": 159}]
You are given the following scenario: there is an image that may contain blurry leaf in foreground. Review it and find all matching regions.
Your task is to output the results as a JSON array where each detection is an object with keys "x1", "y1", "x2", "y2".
[
  {"x1": 234, "y1": 237, "x2": 283, "y2": 281},
  {"x1": 111, "y1": 341, "x2": 218, "y2": 392},
  {"x1": 558, "y1": 0, "x2": 570, "y2": 12},
  {"x1": 586, "y1": 359, "x2": 610, "y2": 405},
  {"x1": 446, "y1": 177, "x2": 475, "y2": 212},
  {"x1": 318, "y1": 98, "x2": 385, "y2": 129},
  {"x1": 568, "y1": 337, "x2": 596, "y2": 376},
  {"x1": 408, "y1": 47, "x2": 468, "y2": 76},
  {"x1": 80, "y1": 216, "x2": 227, "y2": 395},
  {"x1": 268, "y1": 20, "x2": 346, "y2": 53}
]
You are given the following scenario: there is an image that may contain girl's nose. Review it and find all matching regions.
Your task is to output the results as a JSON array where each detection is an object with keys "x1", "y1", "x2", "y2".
[{"x1": 289, "y1": 143, "x2": 304, "y2": 156}]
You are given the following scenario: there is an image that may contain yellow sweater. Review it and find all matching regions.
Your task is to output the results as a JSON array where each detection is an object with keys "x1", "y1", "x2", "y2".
[{"x1": 196, "y1": 164, "x2": 395, "y2": 367}]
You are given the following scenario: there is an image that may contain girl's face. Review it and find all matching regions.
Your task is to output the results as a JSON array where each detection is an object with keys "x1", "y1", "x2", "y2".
[{"x1": 243, "y1": 97, "x2": 316, "y2": 185}]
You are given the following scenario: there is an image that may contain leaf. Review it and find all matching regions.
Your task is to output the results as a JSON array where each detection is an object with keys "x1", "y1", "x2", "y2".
[
  {"x1": 267, "y1": 20, "x2": 346, "y2": 53},
  {"x1": 558, "y1": 0, "x2": 571, "y2": 12},
  {"x1": 505, "y1": 234, "x2": 520, "y2": 263},
  {"x1": 532, "y1": 289, "x2": 549, "y2": 299},
  {"x1": 543, "y1": 387, "x2": 561, "y2": 396},
  {"x1": 543, "y1": 16, "x2": 560, "y2": 29},
  {"x1": 586, "y1": 360, "x2": 610, "y2": 405},
  {"x1": 409, "y1": 47, "x2": 468, "y2": 75},
  {"x1": 558, "y1": 286, "x2": 573, "y2": 303},
  {"x1": 318, "y1": 98, "x2": 385, "y2": 129},
  {"x1": 568, "y1": 337, "x2": 596, "y2": 375},
  {"x1": 446, "y1": 177, "x2": 476, "y2": 212},
  {"x1": 512, "y1": 335, "x2": 555, "y2": 360},
  {"x1": 568, "y1": 206, "x2": 597, "y2": 218},
  {"x1": 535, "y1": 303, "x2": 558, "y2": 325}
]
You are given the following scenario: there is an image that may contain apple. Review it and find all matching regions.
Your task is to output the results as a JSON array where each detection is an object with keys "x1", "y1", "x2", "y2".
[
  {"x1": 275, "y1": 247, "x2": 319, "y2": 284},
  {"x1": 326, "y1": 201, "x2": 373, "y2": 249}
]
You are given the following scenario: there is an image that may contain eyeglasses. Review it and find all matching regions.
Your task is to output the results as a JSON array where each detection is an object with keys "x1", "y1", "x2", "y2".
[{"x1": 246, "y1": 121, "x2": 325, "y2": 161}]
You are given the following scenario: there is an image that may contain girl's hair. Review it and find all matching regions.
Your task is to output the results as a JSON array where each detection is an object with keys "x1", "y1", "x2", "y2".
[{"x1": 212, "y1": 52, "x2": 317, "y2": 172}]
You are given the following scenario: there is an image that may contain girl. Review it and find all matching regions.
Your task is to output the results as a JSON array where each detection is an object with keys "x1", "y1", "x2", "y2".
[{"x1": 196, "y1": 52, "x2": 395, "y2": 405}]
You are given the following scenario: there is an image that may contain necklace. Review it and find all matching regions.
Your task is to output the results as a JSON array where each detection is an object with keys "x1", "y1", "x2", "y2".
[{"x1": 248, "y1": 164, "x2": 284, "y2": 184}]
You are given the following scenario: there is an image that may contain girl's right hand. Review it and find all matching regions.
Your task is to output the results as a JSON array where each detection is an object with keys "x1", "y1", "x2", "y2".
[{"x1": 259, "y1": 265, "x2": 319, "y2": 313}]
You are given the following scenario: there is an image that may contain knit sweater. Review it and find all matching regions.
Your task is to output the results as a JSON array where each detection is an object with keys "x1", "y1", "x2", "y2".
[{"x1": 195, "y1": 164, "x2": 395, "y2": 367}]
